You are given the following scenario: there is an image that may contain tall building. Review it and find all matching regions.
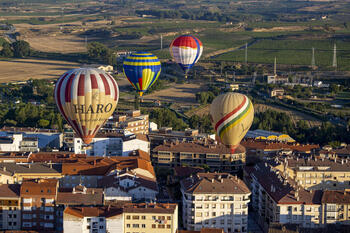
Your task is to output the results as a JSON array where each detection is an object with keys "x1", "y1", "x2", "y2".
[
  {"x1": 0, "y1": 184, "x2": 21, "y2": 230},
  {"x1": 180, "y1": 173, "x2": 250, "y2": 233},
  {"x1": 153, "y1": 140, "x2": 246, "y2": 172},
  {"x1": 123, "y1": 203, "x2": 178, "y2": 233},
  {"x1": 64, "y1": 206, "x2": 123, "y2": 233},
  {"x1": 20, "y1": 179, "x2": 58, "y2": 231}
]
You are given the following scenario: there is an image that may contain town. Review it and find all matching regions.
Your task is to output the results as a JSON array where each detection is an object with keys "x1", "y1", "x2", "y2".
[{"x1": 0, "y1": 0, "x2": 349, "y2": 233}]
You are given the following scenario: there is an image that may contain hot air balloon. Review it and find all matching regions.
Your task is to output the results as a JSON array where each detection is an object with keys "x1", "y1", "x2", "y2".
[
  {"x1": 210, "y1": 93, "x2": 254, "y2": 153},
  {"x1": 55, "y1": 68, "x2": 119, "y2": 144},
  {"x1": 169, "y1": 35, "x2": 203, "y2": 78},
  {"x1": 123, "y1": 52, "x2": 161, "y2": 97}
]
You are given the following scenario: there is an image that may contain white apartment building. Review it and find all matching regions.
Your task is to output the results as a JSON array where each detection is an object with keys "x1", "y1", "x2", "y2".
[
  {"x1": 180, "y1": 173, "x2": 250, "y2": 233},
  {"x1": 74, "y1": 132, "x2": 149, "y2": 156},
  {"x1": 248, "y1": 162, "x2": 323, "y2": 229},
  {"x1": 63, "y1": 206, "x2": 123, "y2": 233}
]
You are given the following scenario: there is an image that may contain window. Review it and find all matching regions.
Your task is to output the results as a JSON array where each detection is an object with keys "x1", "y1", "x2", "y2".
[
  {"x1": 167, "y1": 216, "x2": 171, "y2": 220},
  {"x1": 132, "y1": 224, "x2": 139, "y2": 228},
  {"x1": 99, "y1": 218, "x2": 104, "y2": 222},
  {"x1": 152, "y1": 224, "x2": 156, "y2": 228},
  {"x1": 99, "y1": 226, "x2": 104, "y2": 229},
  {"x1": 133, "y1": 216, "x2": 139, "y2": 220},
  {"x1": 167, "y1": 224, "x2": 171, "y2": 228},
  {"x1": 158, "y1": 224, "x2": 165, "y2": 228},
  {"x1": 126, "y1": 224, "x2": 130, "y2": 228},
  {"x1": 142, "y1": 216, "x2": 146, "y2": 220},
  {"x1": 142, "y1": 224, "x2": 146, "y2": 228},
  {"x1": 126, "y1": 215, "x2": 131, "y2": 220},
  {"x1": 212, "y1": 212, "x2": 216, "y2": 217}
]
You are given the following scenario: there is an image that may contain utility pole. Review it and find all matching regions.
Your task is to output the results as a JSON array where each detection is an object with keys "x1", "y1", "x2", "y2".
[
  {"x1": 160, "y1": 34, "x2": 163, "y2": 50},
  {"x1": 274, "y1": 57, "x2": 277, "y2": 76},
  {"x1": 311, "y1": 47, "x2": 316, "y2": 69},
  {"x1": 245, "y1": 42, "x2": 248, "y2": 64},
  {"x1": 85, "y1": 36, "x2": 87, "y2": 50},
  {"x1": 332, "y1": 43, "x2": 337, "y2": 71}
]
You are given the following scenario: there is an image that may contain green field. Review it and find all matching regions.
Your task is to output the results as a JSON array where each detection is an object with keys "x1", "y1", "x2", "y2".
[{"x1": 214, "y1": 39, "x2": 350, "y2": 70}]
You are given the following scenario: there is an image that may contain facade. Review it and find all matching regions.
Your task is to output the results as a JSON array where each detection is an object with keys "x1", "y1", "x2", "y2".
[
  {"x1": 0, "y1": 184, "x2": 21, "y2": 230},
  {"x1": 267, "y1": 75, "x2": 288, "y2": 84},
  {"x1": 270, "y1": 88, "x2": 284, "y2": 98},
  {"x1": 74, "y1": 133, "x2": 149, "y2": 156},
  {"x1": 246, "y1": 161, "x2": 350, "y2": 230},
  {"x1": 20, "y1": 179, "x2": 58, "y2": 231},
  {"x1": 117, "y1": 110, "x2": 149, "y2": 135},
  {"x1": 19, "y1": 137, "x2": 39, "y2": 152},
  {"x1": 153, "y1": 140, "x2": 246, "y2": 172},
  {"x1": 247, "y1": 162, "x2": 323, "y2": 229},
  {"x1": 180, "y1": 173, "x2": 250, "y2": 233},
  {"x1": 273, "y1": 156, "x2": 350, "y2": 190},
  {"x1": 0, "y1": 163, "x2": 62, "y2": 184},
  {"x1": 0, "y1": 126, "x2": 62, "y2": 149},
  {"x1": 101, "y1": 171, "x2": 158, "y2": 202},
  {"x1": 123, "y1": 203, "x2": 178, "y2": 233},
  {"x1": 64, "y1": 206, "x2": 123, "y2": 233}
]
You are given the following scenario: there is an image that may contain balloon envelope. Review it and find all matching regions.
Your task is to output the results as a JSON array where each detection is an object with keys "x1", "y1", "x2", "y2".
[
  {"x1": 169, "y1": 35, "x2": 203, "y2": 75},
  {"x1": 210, "y1": 93, "x2": 254, "y2": 153},
  {"x1": 123, "y1": 52, "x2": 161, "y2": 96},
  {"x1": 55, "y1": 68, "x2": 119, "y2": 144}
]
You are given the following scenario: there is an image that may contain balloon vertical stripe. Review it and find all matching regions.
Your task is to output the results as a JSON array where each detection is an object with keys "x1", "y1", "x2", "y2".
[{"x1": 55, "y1": 68, "x2": 119, "y2": 144}]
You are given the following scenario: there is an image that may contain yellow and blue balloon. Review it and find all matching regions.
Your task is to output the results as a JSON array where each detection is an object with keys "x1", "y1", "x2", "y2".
[{"x1": 123, "y1": 52, "x2": 161, "y2": 96}]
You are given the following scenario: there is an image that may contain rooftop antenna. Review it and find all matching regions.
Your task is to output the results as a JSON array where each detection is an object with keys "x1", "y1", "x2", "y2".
[
  {"x1": 311, "y1": 47, "x2": 316, "y2": 69},
  {"x1": 332, "y1": 43, "x2": 337, "y2": 70},
  {"x1": 245, "y1": 42, "x2": 248, "y2": 64}
]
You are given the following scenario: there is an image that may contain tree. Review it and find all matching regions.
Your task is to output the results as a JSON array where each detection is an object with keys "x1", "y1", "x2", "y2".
[
  {"x1": 38, "y1": 119, "x2": 50, "y2": 128},
  {"x1": 12, "y1": 40, "x2": 30, "y2": 58},
  {"x1": 1, "y1": 41, "x2": 13, "y2": 57}
]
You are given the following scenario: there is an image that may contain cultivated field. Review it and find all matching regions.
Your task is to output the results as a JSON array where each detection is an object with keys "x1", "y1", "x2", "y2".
[{"x1": 0, "y1": 58, "x2": 80, "y2": 82}]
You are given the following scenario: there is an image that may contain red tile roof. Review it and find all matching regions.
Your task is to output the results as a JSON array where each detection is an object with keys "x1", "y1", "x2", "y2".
[
  {"x1": 181, "y1": 173, "x2": 250, "y2": 195},
  {"x1": 64, "y1": 206, "x2": 123, "y2": 218},
  {"x1": 154, "y1": 141, "x2": 245, "y2": 154},
  {"x1": 0, "y1": 184, "x2": 20, "y2": 198},
  {"x1": 123, "y1": 202, "x2": 177, "y2": 214},
  {"x1": 322, "y1": 190, "x2": 350, "y2": 204},
  {"x1": 20, "y1": 179, "x2": 58, "y2": 197}
]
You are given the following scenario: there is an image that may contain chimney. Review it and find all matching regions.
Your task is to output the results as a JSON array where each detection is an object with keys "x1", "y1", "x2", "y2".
[
  {"x1": 211, "y1": 179, "x2": 214, "y2": 183},
  {"x1": 342, "y1": 159, "x2": 344, "y2": 164},
  {"x1": 220, "y1": 178, "x2": 223, "y2": 183}
]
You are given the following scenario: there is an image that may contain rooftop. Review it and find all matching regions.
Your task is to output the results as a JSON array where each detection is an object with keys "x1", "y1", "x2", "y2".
[
  {"x1": 0, "y1": 184, "x2": 20, "y2": 198},
  {"x1": 181, "y1": 172, "x2": 250, "y2": 195},
  {"x1": 123, "y1": 203, "x2": 177, "y2": 214},
  {"x1": 0, "y1": 163, "x2": 62, "y2": 176},
  {"x1": 322, "y1": 190, "x2": 350, "y2": 204},
  {"x1": 153, "y1": 141, "x2": 246, "y2": 154},
  {"x1": 64, "y1": 206, "x2": 123, "y2": 218},
  {"x1": 20, "y1": 179, "x2": 58, "y2": 196}
]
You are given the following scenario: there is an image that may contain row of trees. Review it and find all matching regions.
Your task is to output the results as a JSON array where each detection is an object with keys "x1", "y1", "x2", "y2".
[
  {"x1": 252, "y1": 109, "x2": 350, "y2": 146},
  {"x1": 135, "y1": 9, "x2": 238, "y2": 23},
  {"x1": 1, "y1": 40, "x2": 30, "y2": 58}
]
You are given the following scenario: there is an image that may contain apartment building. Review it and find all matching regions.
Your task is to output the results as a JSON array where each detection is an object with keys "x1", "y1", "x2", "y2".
[
  {"x1": 247, "y1": 162, "x2": 323, "y2": 229},
  {"x1": 0, "y1": 184, "x2": 21, "y2": 230},
  {"x1": 273, "y1": 156, "x2": 350, "y2": 190},
  {"x1": 74, "y1": 132, "x2": 149, "y2": 156},
  {"x1": 153, "y1": 140, "x2": 246, "y2": 172},
  {"x1": 64, "y1": 206, "x2": 123, "y2": 233},
  {"x1": 180, "y1": 173, "x2": 250, "y2": 233},
  {"x1": 321, "y1": 190, "x2": 350, "y2": 225},
  {"x1": 20, "y1": 179, "x2": 58, "y2": 231},
  {"x1": 0, "y1": 163, "x2": 62, "y2": 184},
  {"x1": 101, "y1": 170, "x2": 158, "y2": 202},
  {"x1": 148, "y1": 127, "x2": 208, "y2": 150},
  {"x1": 123, "y1": 203, "x2": 178, "y2": 233}
]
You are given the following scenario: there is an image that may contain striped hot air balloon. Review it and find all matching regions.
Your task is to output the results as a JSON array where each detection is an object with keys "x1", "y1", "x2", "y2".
[
  {"x1": 55, "y1": 68, "x2": 119, "y2": 145},
  {"x1": 169, "y1": 35, "x2": 203, "y2": 78},
  {"x1": 123, "y1": 52, "x2": 161, "y2": 97},
  {"x1": 210, "y1": 93, "x2": 254, "y2": 153}
]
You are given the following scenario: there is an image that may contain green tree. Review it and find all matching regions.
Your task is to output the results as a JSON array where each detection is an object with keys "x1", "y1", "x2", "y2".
[
  {"x1": 12, "y1": 40, "x2": 30, "y2": 58},
  {"x1": 38, "y1": 119, "x2": 50, "y2": 128},
  {"x1": 1, "y1": 41, "x2": 13, "y2": 57}
]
